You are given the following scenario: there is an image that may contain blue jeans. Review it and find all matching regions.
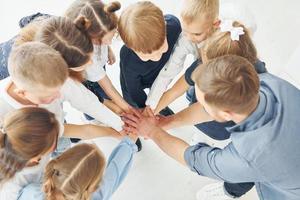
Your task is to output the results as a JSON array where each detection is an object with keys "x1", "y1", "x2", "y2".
[{"x1": 0, "y1": 38, "x2": 14, "y2": 80}]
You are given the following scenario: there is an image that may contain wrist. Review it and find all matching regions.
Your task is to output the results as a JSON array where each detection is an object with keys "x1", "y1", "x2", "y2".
[
  {"x1": 148, "y1": 126, "x2": 164, "y2": 140},
  {"x1": 161, "y1": 115, "x2": 176, "y2": 130}
]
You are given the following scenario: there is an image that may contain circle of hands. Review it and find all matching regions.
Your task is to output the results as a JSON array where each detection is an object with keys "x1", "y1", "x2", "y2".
[{"x1": 120, "y1": 107, "x2": 171, "y2": 139}]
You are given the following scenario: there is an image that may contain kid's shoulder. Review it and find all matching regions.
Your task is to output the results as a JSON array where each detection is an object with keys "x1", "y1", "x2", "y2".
[{"x1": 164, "y1": 14, "x2": 182, "y2": 33}]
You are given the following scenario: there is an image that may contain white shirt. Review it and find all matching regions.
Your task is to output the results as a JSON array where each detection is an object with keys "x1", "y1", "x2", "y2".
[
  {"x1": 0, "y1": 77, "x2": 123, "y2": 199},
  {"x1": 145, "y1": 0, "x2": 257, "y2": 109},
  {"x1": 85, "y1": 45, "x2": 108, "y2": 82},
  {"x1": 0, "y1": 155, "x2": 50, "y2": 200},
  {"x1": 146, "y1": 34, "x2": 198, "y2": 109}
]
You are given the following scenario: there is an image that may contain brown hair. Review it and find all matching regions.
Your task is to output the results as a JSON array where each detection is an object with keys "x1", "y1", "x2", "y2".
[
  {"x1": 8, "y1": 42, "x2": 69, "y2": 89},
  {"x1": 192, "y1": 55, "x2": 259, "y2": 114},
  {"x1": 0, "y1": 107, "x2": 59, "y2": 184},
  {"x1": 65, "y1": 0, "x2": 120, "y2": 42},
  {"x1": 203, "y1": 21, "x2": 258, "y2": 65},
  {"x1": 181, "y1": 0, "x2": 219, "y2": 24},
  {"x1": 43, "y1": 143, "x2": 106, "y2": 200},
  {"x1": 14, "y1": 17, "x2": 93, "y2": 82},
  {"x1": 36, "y1": 16, "x2": 94, "y2": 69},
  {"x1": 118, "y1": 1, "x2": 166, "y2": 53}
]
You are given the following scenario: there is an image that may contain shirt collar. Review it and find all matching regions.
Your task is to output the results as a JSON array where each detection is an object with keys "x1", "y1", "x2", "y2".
[{"x1": 227, "y1": 91, "x2": 271, "y2": 133}]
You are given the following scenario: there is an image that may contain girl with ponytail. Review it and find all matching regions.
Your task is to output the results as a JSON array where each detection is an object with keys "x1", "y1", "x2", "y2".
[
  {"x1": 65, "y1": 0, "x2": 133, "y2": 116},
  {"x1": 0, "y1": 107, "x2": 59, "y2": 199},
  {"x1": 19, "y1": 135, "x2": 138, "y2": 200}
]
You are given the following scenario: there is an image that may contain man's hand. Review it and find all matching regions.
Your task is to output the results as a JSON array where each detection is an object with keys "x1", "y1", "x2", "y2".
[{"x1": 156, "y1": 114, "x2": 175, "y2": 130}]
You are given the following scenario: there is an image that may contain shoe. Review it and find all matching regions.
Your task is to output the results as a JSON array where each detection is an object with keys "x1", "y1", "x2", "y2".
[
  {"x1": 135, "y1": 138, "x2": 142, "y2": 152},
  {"x1": 70, "y1": 138, "x2": 81, "y2": 143},
  {"x1": 196, "y1": 183, "x2": 237, "y2": 200},
  {"x1": 159, "y1": 106, "x2": 174, "y2": 116}
]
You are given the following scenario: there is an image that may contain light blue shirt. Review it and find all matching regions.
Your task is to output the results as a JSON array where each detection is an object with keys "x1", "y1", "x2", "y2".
[
  {"x1": 18, "y1": 137, "x2": 137, "y2": 200},
  {"x1": 184, "y1": 73, "x2": 300, "y2": 200}
]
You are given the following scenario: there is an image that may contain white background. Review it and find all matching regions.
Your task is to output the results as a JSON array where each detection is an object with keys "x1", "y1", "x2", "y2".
[{"x1": 1, "y1": 1, "x2": 300, "y2": 199}]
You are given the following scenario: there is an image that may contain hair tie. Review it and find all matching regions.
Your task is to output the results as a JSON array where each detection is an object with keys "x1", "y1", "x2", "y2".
[{"x1": 220, "y1": 20, "x2": 245, "y2": 41}]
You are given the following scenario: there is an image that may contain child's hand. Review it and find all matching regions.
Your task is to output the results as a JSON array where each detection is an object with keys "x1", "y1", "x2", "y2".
[
  {"x1": 119, "y1": 126, "x2": 138, "y2": 142},
  {"x1": 121, "y1": 107, "x2": 160, "y2": 139},
  {"x1": 107, "y1": 46, "x2": 116, "y2": 65},
  {"x1": 141, "y1": 107, "x2": 149, "y2": 117}
]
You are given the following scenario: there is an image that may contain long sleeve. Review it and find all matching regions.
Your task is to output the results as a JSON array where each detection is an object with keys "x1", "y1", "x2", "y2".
[
  {"x1": 92, "y1": 137, "x2": 138, "y2": 200},
  {"x1": 1, "y1": 155, "x2": 49, "y2": 200},
  {"x1": 146, "y1": 34, "x2": 198, "y2": 109},
  {"x1": 184, "y1": 142, "x2": 261, "y2": 183},
  {"x1": 17, "y1": 138, "x2": 137, "y2": 200},
  {"x1": 62, "y1": 78, "x2": 123, "y2": 131},
  {"x1": 119, "y1": 51, "x2": 147, "y2": 108}
]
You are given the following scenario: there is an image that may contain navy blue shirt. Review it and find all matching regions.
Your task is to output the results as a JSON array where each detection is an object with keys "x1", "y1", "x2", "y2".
[
  {"x1": 119, "y1": 15, "x2": 182, "y2": 108},
  {"x1": 185, "y1": 59, "x2": 267, "y2": 86}
]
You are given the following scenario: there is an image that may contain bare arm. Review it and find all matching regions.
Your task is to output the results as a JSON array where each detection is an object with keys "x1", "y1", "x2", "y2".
[
  {"x1": 160, "y1": 102, "x2": 213, "y2": 130},
  {"x1": 98, "y1": 76, "x2": 131, "y2": 112},
  {"x1": 63, "y1": 124, "x2": 122, "y2": 140},
  {"x1": 154, "y1": 75, "x2": 190, "y2": 115},
  {"x1": 151, "y1": 127, "x2": 189, "y2": 165}
]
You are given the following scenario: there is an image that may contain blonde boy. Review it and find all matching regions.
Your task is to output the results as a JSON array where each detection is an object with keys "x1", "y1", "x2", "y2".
[
  {"x1": 118, "y1": 1, "x2": 181, "y2": 116},
  {"x1": 3, "y1": 42, "x2": 123, "y2": 131},
  {"x1": 146, "y1": 0, "x2": 257, "y2": 109}
]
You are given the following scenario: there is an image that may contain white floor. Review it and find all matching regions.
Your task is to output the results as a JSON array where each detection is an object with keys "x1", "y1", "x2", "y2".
[{"x1": 1, "y1": 1, "x2": 300, "y2": 200}]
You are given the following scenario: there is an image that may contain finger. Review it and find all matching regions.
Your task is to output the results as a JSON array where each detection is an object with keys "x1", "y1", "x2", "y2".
[
  {"x1": 119, "y1": 130, "x2": 128, "y2": 136},
  {"x1": 123, "y1": 126, "x2": 138, "y2": 135},
  {"x1": 146, "y1": 106, "x2": 155, "y2": 118},
  {"x1": 121, "y1": 117, "x2": 138, "y2": 128},
  {"x1": 130, "y1": 107, "x2": 142, "y2": 118},
  {"x1": 121, "y1": 114, "x2": 140, "y2": 123}
]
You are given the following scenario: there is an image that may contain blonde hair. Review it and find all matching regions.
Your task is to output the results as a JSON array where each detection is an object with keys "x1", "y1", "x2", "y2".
[
  {"x1": 118, "y1": 1, "x2": 166, "y2": 53},
  {"x1": 0, "y1": 108, "x2": 59, "y2": 185},
  {"x1": 43, "y1": 143, "x2": 106, "y2": 200},
  {"x1": 192, "y1": 55, "x2": 259, "y2": 114},
  {"x1": 203, "y1": 21, "x2": 257, "y2": 65},
  {"x1": 8, "y1": 42, "x2": 69, "y2": 89},
  {"x1": 14, "y1": 20, "x2": 39, "y2": 46},
  {"x1": 65, "y1": 0, "x2": 120, "y2": 42},
  {"x1": 181, "y1": 0, "x2": 219, "y2": 24}
]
